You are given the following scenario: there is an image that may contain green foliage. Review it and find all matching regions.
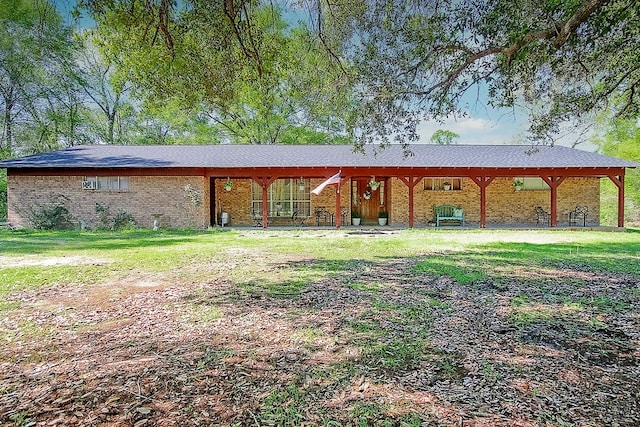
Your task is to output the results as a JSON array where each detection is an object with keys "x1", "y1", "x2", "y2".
[
  {"x1": 592, "y1": 117, "x2": 640, "y2": 225},
  {"x1": 183, "y1": 184, "x2": 202, "y2": 207},
  {"x1": 0, "y1": 0, "x2": 78, "y2": 155},
  {"x1": 85, "y1": 1, "x2": 356, "y2": 146},
  {"x1": 110, "y1": 209, "x2": 136, "y2": 230},
  {"x1": 95, "y1": 203, "x2": 136, "y2": 230},
  {"x1": 316, "y1": 0, "x2": 640, "y2": 146},
  {"x1": 429, "y1": 129, "x2": 459, "y2": 145},
  {"x1": 2, "y1": 0, "x2": 636, "y2": 153},
  {"x1": 28, "y1": 196, "x2": 74, "y2": 230}
]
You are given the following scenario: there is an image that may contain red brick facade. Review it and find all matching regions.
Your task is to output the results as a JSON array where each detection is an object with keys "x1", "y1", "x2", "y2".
[
  {"x1": 8, "y1": 175, "x2": 210, "y2": 229},
  {"x1": 8, "y1": 174, "x2": 599, "y2": 228},
  {"x1": 389, "y1": 177, "x2": 599, "y2": 226}
]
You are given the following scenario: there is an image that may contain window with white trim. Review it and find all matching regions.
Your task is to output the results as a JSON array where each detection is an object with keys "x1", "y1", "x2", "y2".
[
  {"x1": 251, "y1": 178, "x2": 311, "y2": 217},
  {"x1": 83, "y1": 176, "x2": 129, "y2": 191}
]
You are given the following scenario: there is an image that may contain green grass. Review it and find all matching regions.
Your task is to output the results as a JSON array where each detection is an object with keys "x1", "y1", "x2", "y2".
[{"x1": 2, "y1": 227, "x2": 639, "y2": 310}]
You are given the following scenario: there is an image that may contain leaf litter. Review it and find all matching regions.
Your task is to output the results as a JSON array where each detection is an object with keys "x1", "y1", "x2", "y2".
[{"x1": 0, "y1": 252, "x2": 638, "y2": 426}]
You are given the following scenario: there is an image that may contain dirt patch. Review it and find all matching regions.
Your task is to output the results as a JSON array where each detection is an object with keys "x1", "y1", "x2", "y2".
[{"x1": 0, "y1": 255, "x2": 112, "y2": 268}]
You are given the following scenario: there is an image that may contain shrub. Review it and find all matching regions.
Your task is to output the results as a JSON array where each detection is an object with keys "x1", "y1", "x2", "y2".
[
  {"x1": 95, "y1": 203, "x2": 136, "y2": 230},
  {"x1": 110, "y1": 209, "x2": 137, "y2": 230},
  {"x1": 29, "y1": 196, "x2": 74, "y2": 230}
]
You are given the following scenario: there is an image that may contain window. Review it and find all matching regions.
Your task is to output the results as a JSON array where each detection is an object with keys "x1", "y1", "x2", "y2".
[
  {"x1": 423, "y1": 177, "x2": 463, "y2": 191},
  {"x1": 251, "y1": 178, "x2": 311, "y2": 217},
  {"x1": 83, "y1": 176, "x2": 129, "y2": 191},
  {"x1": 516, "y1": 177, "x2": 550, "y2": 191}
]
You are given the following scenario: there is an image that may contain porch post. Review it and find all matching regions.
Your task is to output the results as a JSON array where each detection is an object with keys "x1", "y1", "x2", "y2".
[
  {"x1": 335, "y1": 182, "x2": 341, "y2": 228},
  {"x1": 408, "y1": 178, "x2": 415, "y2": 228},
  {"x1": 609, "y1": 173, "x2": 625, "y2": 227},
  {"x1": 480, "y1": 183, "x2": 487, "y2": 228},
  {"x1": 540, "y1": 176, "x2": 566, "y2": 228},
  {"x1": 262, "y1": 184, "x2": 268, "y2": 229},
  {"x1": 398, "y1": 176, "x2": 422, "y2": 228},
  {"x1": 618, "y1": 175, "x2": 625, "y2": 228},
  {"x1": 550, "y1": 185, "x2": 558, "y2": 227},
  {"x1": 470, "y1": 176, "x2": 494, "y2": 228},
  {"x1": 252, "y1": 176, "x2": 277, "y2": 229}
]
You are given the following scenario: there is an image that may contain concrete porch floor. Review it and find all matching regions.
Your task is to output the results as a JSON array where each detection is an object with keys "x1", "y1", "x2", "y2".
[{"x1": 216, "y1": 223, "x2": 628, "y2": 232}]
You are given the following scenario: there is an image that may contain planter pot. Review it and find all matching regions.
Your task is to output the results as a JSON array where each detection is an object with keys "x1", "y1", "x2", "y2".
[
  {"x1": 378, "y1": 218, "x2": 388, "y2": 226},
  {"x1": 443, "y1": 185, "x2": 451, "y2": 191},
  {"x1": 352, "y1": 218, "x2": 361, "y2": 226},
  {"x1": 514, "y1": 185, "x2": 523, "y2": 191}
]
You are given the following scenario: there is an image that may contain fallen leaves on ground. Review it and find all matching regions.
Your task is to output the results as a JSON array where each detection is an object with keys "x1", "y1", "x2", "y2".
[{"x1": 1, "y1": 253, "x2": 639, "y2": 426}]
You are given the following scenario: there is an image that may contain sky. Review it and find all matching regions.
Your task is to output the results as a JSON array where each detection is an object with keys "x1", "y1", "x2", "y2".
[
  {"x1": 417, "y1": 112, "x2": 597, "y2": 151},
  {"x1": 416, "y1": 110, "x2": 526, "y2": 146}
]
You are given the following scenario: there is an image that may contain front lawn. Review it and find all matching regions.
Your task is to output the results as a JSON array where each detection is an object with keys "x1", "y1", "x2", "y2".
[{"x1": 1, "y1": 228, "x2": 639, "y2": 426}]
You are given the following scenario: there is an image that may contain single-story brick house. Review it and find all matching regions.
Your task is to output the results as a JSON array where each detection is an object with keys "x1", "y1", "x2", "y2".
[{"x1": 0, "y1": 144, "x2": 636, "y2": 229}]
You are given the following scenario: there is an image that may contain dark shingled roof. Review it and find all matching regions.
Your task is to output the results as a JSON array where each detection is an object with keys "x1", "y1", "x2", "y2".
[{"x1": 0, "y1": 144, "x2": 636, "y2": 169}]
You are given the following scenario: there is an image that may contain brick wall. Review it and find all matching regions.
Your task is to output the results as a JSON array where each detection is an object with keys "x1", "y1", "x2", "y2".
[
  {"x1": 7, "y1": 174, "x2": 600, "y2": 228},
  {"x1": 391, "y1": 178, "x2": 480, "y2": 225},
  {"x1": 390, "y1": 177, "x2": 599, "y2": 226},
  {"x1": 8, "y1": 175, "x2": 210, "y2": 229}
]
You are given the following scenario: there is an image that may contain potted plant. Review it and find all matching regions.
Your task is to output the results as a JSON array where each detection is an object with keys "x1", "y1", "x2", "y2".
[
  {"x1": 378, "y1": 210, "x2": 388, "y2": 226},
  {"x1": 442, "y1": 182, "x2": 451, "y2": 191},
  {"x1": 224, "y1": 179, "x2": 233, "y2": 191},
  {"x1": 369, "y1": 177, "x2": 380, "y2": 190},
  {"x1": 351, "y1": 210, "x2": 361, "y2": 226},
  {"x1": 513, "y1": 179, "x2": 524, "y2": 191}
]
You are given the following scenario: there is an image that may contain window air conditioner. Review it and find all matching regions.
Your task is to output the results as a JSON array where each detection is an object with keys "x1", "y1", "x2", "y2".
[{"x1": 82, "y1": 180, "x2": 97, "y2": 190}]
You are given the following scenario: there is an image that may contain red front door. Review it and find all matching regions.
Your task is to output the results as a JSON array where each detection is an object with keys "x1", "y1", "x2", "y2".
[{"x1": 352, "y1": 177, "x2": 387, "y2": 224}]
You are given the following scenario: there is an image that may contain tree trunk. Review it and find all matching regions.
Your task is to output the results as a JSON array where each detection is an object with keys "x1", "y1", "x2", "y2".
[
  {"x1": 107, "y1": 111, "x2": 116, "y2": 144},
  {"x1": 1, "y1": 86, "x2": 15, "y2": 154}
]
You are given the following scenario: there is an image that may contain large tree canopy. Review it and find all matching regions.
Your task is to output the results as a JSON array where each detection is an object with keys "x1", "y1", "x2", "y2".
[
  {"x1": 79, "y1": 0, "x2": 640, "y2": 147},
  {"x1": 0, "y1": 0, "x2": 76, "y2": 156},
  {"x1": 318, "y1": 0, "x2": 640, "y2": 146},
  {"x1": 81, "y1": 0, "x2": 355, "y2": 145}
]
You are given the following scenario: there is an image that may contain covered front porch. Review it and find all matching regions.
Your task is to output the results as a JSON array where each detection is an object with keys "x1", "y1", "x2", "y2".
[{"x1": 210, "y1": 166, "x2": 627, "y2": 229}]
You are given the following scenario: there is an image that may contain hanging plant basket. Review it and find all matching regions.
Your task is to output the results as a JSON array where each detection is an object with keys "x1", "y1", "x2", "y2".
[
  {"x1": 369, "y1": 180, "x2": 380, "y2": 190},
  {"x1": 224, "y1": 181, "x2": 233, "y2": 191}
]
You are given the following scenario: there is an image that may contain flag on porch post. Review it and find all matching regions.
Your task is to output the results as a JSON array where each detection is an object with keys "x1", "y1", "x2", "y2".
[{"x1": 311, "y1": 172, "x2": 341, "y2": 195}]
